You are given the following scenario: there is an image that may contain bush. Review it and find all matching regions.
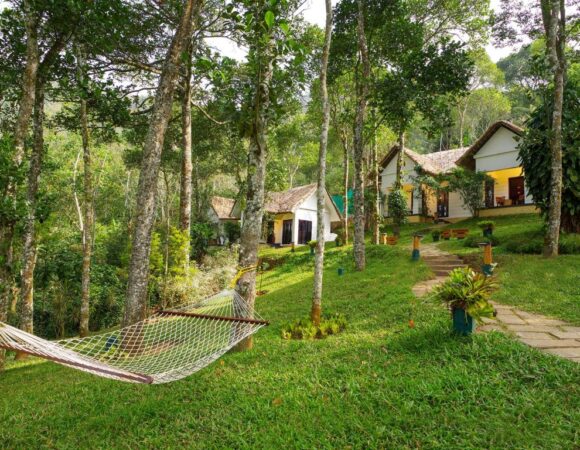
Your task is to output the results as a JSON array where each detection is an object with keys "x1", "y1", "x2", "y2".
[
  {"x1": 281, "y1": 313, "x2": 348, "y2": 340},
  {"x1": 191, "y1": 222, "x2": 214, "y2": 261},
  {"x1": 463, "y1": 235, "x2": 500, "y2": 248},
  {"x1": 387, "y1": 189, "x2": 408, "y2": 233},
  {"x1": 504, "y1": 233, "x2": 580, "y2": 255},
  {"x1": 432, "y1": 230, "x2": 441, "y2": 237},
  {"x1": 223, "y1": 221, "x2": 241, "y2": 243}
]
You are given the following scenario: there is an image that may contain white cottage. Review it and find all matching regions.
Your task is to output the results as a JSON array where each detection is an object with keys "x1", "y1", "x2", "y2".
[
  {"x1": 232, "y1": 184, "x2": 341, "y2": 245},
  {"x1": 379, "y1": 121, "x2": 537, "y2": 221}
]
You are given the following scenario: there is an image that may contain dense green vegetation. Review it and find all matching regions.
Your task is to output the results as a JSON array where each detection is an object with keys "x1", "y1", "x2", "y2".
[{"x1": 1, "y1": 245, "x2": 578, "y2": 449}]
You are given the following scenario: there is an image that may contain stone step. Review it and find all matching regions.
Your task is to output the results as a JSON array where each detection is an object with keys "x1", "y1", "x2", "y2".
[
  {"x1": 429, "y1": 264, "x2": 467, "y2": 271},
  {"x1": 424, "y1": 258, "x2": 464, "y2": 265},
  {"x1": 433, "y1": 269, "x2": 456, "y2": 276}
]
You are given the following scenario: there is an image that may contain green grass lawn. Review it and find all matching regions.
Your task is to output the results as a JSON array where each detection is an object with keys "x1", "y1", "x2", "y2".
[{"x1": 1, "y1": 244, "x2": 579, "y2": 449}]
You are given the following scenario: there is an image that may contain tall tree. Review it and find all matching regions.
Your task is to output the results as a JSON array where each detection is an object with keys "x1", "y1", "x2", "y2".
[
  {"x1": 312, "y1": 0, "x2": 333, "y2": 326},
  {"x1": 179, "y1": 45, "x2": 193, "y2": 271},
  {"x1": 352, "y1": 0, "x2": 370, "y2": 271},
  {"x1": 0, "y1": 0, "x2": 39, "y2": 368},
  {"x1": 540, "y1": 0, "x2": 566, "y2": 257},
  {"x1": 76, "y1": 43, "x2": 93, "y2": 337},
  {"x1": 124, "y1": 0, "x2": 200, "y2": 326}
]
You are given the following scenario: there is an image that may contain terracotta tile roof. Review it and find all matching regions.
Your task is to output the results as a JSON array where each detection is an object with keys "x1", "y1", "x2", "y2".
[
  {"x1": 211, "y1": 196, "x2": 236, "y2": 219},
  {"x1": 264, "y1": 184, "x2": 317, "y2": 213},
  {"x1": 456, "y1": 120, "x2": 524, "y2": 166}
]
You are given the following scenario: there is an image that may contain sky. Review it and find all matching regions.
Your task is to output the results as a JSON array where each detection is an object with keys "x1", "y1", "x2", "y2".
[{"x1": 208, "y1": 0, "x2": 522, "y2": 63}]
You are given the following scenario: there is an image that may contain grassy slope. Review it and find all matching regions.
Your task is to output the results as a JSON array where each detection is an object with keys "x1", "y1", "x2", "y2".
[
  {"x1": 424, "y1": 214, "x2": 580, "y2": 323},
  {"x1": 1, "y1": 245, "x2": 579, "y2": 449}
]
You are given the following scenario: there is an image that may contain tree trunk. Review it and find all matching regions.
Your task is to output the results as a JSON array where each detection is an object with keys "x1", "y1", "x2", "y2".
[
  {"x1": 124, "y1": 0, "x2": 199, "y2": 327},
  {"x1": 542, "y1": 0, "x2": 565, "y2": 258},
  {"x1": 235, "y1": 30, "x2": 276, "y2": 352},
  {"x1": 78, "y1": 44, "x2": 94, "y2": 337},
  {"x1": 395, "y1": 132, "x2": 405, "y2": 188},
  {"x1": 17, "y1": 84, "x2": 44, "y2": 352},
  {"x1": 0, "y1": 0, "x2": 39, "y2": 370},
  {"x1": 371, "y1": 117, "x2": 380, "y2": 245},
  {"x1": 179, "y1": 46, "x2": 193, "y2": 271},
  {"x1": 342, "y1": 132, "x2": 350, "y2": 244},
  {"x1": 312, "y1": 0, "x2": 332, "y2": 326},
  {"x1": 352, "y1": 0, "x2": 370, "y2": 271}
]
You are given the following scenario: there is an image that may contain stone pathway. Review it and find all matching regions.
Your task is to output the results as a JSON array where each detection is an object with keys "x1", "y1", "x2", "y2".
[{"x1": 413, "y1": 243, "x2": 580, "y2": 363}]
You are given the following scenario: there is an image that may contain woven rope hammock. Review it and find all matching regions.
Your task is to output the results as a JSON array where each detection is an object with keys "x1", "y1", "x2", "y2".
[{"x1": 0, "y1": 288, "x2": 267, "y2": 384}]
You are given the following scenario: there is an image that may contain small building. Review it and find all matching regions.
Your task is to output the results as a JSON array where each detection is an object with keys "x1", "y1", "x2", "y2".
[
  {"x1": 208, "y1": 196, "x2": 237, "y2": 242},
  {"x1": 231, "y1": 184, "x2": 342, "y2": 245},
  {"x1": 379, "y1": 121, "x2": 537, "y2": 221}
]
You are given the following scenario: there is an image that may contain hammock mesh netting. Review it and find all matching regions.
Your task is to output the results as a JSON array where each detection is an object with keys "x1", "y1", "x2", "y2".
[{"x1": 0, "y1": 289, "x2": 267, "y2": 384}]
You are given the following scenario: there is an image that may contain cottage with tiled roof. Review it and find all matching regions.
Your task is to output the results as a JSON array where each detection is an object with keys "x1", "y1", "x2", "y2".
[
  {"x1": 231, "y1": 184, "x2": 341, "y2": 246},
  {"x1": 378, "y1": 121, "x2": 536, "y2": 221}
]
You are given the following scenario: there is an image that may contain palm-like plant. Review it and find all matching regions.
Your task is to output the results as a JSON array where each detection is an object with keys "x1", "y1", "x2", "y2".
[{"x1": 430, "y1": 268, "x2": 497, "y2": 321}]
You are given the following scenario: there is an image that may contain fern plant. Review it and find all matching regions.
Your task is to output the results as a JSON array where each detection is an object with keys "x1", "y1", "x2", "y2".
[{"x1": 430, "y1": 268, "x2": 497, "y2": 320}]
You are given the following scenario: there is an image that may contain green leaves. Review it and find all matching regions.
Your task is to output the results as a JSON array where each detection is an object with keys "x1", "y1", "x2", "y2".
[{"x1": 264, "y1": 10, "x2": 275, "y2": 29}]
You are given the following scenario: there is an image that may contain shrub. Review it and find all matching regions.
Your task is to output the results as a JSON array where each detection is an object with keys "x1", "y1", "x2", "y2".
[
  {"x1": 504, "y1": 233, "x2": 580, "y2": 255},
  {"x1": 430, "y1": 268, "x2": 497, "y2": 321},
  {"x1": 190, "y1": 222, "x2": 214, "y2": 261},
  {"x1": 387, "y1": 189, "x2": 408, "y2": 234},
  {"x1": 223, "y1": 221, "x2": 241, "y2": 243},
  {"x1": 432, "y1": 230, "x2": 441, "y2": 237},
  {"x1": 281, "y1": 313, "x2": 348, "y2": 340},
  {"x1": 334, "y1": 227, "x2": 345, "y2": 246},
  {"x1": 463, "y1": 235, "x2": 500, "y2": 248}
]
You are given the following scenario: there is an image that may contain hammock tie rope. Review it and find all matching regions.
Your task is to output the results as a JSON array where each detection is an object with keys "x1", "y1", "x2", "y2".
[{"x1": 0, "y1": 284, "x2": 267, "y2": 384}]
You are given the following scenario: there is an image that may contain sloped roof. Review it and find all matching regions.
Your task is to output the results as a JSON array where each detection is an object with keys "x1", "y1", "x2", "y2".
[
  {"x1": 456, "y1": 120, "x2": 524, "y2": 166},
  {"x1": 211, "y1": 196, "x2": 236, "y2": 219},
  {"x1": 379, "y1": 145, "x2": 469, "y2": 175},
  {"x1": 264, "y1": 184, "x2": 317, "y2": 213}
]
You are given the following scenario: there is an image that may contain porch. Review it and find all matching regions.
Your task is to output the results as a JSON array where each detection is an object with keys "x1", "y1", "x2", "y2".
[{"x1": 483, "y1": 167, "x2": 533, "y2": 209}]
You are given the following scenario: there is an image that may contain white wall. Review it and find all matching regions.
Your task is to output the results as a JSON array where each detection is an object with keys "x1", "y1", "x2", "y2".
[
  {"x1": 380, "y1": 154, "x2": 418, "y2": 191},
  {"x1": 474, "y1": 127, "x2": 520, "y2": 172},
  {"x1": 448, "y1": 191, "x2": 471, "y2": 218}
]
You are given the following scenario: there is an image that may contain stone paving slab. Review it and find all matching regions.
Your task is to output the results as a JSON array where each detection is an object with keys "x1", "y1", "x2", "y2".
[{"x1": 412, "y1": 243, "x2": 580, "y2": 363}]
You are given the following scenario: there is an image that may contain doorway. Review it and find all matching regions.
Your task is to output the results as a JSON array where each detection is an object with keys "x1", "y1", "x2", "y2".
[
  {"x1": 437, "y1": 190, "x2": 449, "y2": 218},
  {"x1": 282, "y1": 220, "x2": 293, "y2": 244},
  {"x1": 509, "y1": 176, "x2": 525, "y2": 205},
  {"x1": 297, "y1": 220, "x2": 312, "y2": 244}
]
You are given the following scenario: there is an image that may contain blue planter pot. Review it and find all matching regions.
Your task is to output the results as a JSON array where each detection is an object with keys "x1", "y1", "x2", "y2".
[
  {"x1": 310, "y1": 247, "x2": 315, "y2": 256},
  {"x1": 452, "y1": 308, "x2": 476, "y2": 335},
  {"x1": 483, "y1": 228, "x2": 493, "y2": 237},
  {"x1": 338, "y1": 267, "x2": 344, "y2": 276}
]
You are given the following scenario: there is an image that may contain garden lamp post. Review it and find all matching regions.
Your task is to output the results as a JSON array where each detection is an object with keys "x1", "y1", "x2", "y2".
[
  {"x1": 478, "y1": 242, "x2": 495, "y2": 276},
  {"x1": 412, "y1": 234, "x2": 423, "y2": 261}
]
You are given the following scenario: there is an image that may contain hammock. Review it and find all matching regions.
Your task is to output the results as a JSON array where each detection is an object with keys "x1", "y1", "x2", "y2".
[{"x1": 0, "y1": 289, "x2": 267, "y2": 384}]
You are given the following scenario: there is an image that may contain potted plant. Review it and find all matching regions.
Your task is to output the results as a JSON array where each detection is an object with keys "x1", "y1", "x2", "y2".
[
  {"x1": 430, "y1": 267, "x2": 497, "y2": 335},
  {"x1": 308, "y1": 240, "x2": 317, "y2": 255},
  {"x1": 432, "y1": 230, "x2": 441, "y2": 242},
  {"x1": 335, "y1": 228, "x2": 345, "y2": 247},
  {"x1": 477, "y1": 220, "x2": 495, "y2": 237}
]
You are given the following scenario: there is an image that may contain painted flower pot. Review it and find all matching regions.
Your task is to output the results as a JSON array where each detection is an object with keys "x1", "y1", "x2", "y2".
[
  {"x1": 310, "y1": 247, "x2": 315, "y2": 256},
  {"x1": 338, "y1": 267, "x2": 345, "y2": 276},
  {"x1": 452, "y1": 308, "x2": 476, "y2": 335},
  {"x1": 483, "y1": 228, "x2": 493, "y2": 237},
  {"x1": 432, "y1": 235, "x2": 440, "y2": 242}
]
